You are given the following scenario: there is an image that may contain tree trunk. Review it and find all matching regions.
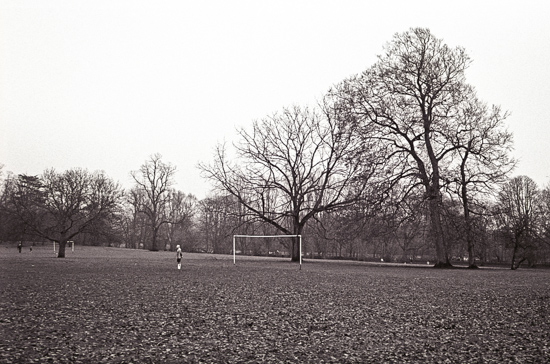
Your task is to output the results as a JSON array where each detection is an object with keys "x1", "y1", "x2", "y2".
[
  {"x1": 151, "y1": 227, "x2": 159, "y2": 251},
  {"x1": 291, "y1": 226, "x2": 303, "y2": 262},
  {"x1": 511, "y1": 243, "x2": 518, "y2": 270},
  {"x1": 57, "y1": 239, "x2": 67, "y2": 258},
  {"x1": 289, "y1": 214, "x2": 298, "y2": 262},
  {"x1": 462, "y1": 194, "x2": 477, "y2": 269},
  {"x1": 459, "y1": 150, "x2": 478, "y2": 269},
  {"x1": 427, "y1": 192, "x2": 451, "y2": 268},
  {"x1": 291, "y1": 236, "x2": 300, "y2": 262}
]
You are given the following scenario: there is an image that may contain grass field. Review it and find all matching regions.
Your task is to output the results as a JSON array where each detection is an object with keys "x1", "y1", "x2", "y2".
[{"x1": 1, "y1": 246, "x2": 549, "y2": 363}]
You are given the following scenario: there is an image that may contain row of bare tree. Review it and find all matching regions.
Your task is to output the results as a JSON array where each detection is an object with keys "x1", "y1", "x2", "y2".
[
  {"x1": 2, "y1": 161, "x2": 548, "y2": 269},
  {"x1": 0, "y1": 154, "x2": 194, "y2": 257},
  {"x1": 0, "y1": 157, "x2": 549, "y2": 268},
  {"x1": 1, "y1": 28, "x2": 549, "y2": 268}
]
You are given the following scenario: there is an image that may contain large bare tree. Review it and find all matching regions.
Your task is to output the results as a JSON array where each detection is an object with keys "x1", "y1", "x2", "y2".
[
  {"x1": 131, "y1": 154, "x2": 177, "y2": 251},
  {"x1": 333, "y1": 28, "x2": 479, "y2": 267},
  {"x1": 4, "y1": 169, "x2": 122, "y2": 257},
  {"x1": 200, "y1": 105, "x2": 384, "y2": 261}
]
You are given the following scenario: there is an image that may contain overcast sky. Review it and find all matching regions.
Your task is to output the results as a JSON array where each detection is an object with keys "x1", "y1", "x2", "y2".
[{"x1": 1, "y1": 0, "x2": 549, "y2": 199}]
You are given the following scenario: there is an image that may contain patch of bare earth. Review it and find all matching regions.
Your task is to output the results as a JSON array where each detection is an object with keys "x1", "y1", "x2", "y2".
[{"x1": 1, "y1": 247, "x2": 549, "y2": 363}]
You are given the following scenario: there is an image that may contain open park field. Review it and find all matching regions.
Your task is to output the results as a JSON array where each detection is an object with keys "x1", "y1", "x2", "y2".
[{"x1": 1, "y1": 246, "x2": 549, "y2": 363}]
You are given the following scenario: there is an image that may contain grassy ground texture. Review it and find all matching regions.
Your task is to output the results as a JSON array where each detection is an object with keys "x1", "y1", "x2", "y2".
[{"x1": 1, "y1": 246, "x2": 549, "y2": 363}]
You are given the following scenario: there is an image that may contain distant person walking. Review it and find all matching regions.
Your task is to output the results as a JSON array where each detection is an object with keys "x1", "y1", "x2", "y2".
[
  {"x1": 17, "y1": 242, "x2": 22, "y2": 253},
  {"x1": 176, "y1": 245, "x2": 183, "y2": 270}
]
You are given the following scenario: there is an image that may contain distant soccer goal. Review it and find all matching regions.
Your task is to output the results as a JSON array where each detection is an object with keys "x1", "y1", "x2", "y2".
[
  {"x1": 53, "y1": 240, "x2": 75, "y2": 253},
  {"x1": 232, "y1": 235, "x2": 302, "y2": 269}
]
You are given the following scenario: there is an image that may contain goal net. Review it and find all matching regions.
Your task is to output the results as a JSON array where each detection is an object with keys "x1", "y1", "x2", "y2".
[{"x1": 232, "y1": 235, "x2": 302, "y2": 268}]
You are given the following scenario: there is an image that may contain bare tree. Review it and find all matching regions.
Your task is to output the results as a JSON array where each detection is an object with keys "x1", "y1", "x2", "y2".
[
  {"x1": 334, "y1": 28, "x2": 477, "y2": 267},
  {"x1": 164, "y1": 190, "x2": 196, "y2": 251},
  {"x1": 446, "y1": 100, "x2": 516, "y2": 268},
  {"x1": 131, "y1": 154, "x2": 177, "y2": 251},
  {"x1": 197, "y1": 195, "x2": 241, "y2": 254},
  {"x1": 4, "y1": 169, "x2": 122, "y2": 257},
  {"x1": 124, "y1": 187, "x2": 150, "y2": 249},
  {"x1": 497, "y1": 176, "x2": 542, "y2": 269},
  {"x1": 200, "y1": 105, "x2": 384, "y2": 261},
  {"x1": 1, "y1": 174, "x2": 42, "y2": 243}
]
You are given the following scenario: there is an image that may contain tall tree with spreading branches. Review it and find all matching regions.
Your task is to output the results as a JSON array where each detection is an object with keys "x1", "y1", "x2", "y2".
[
  {"x1": 333, "y1": 28, "x2": 487, "y2": 267},
  {"x1": 4, "y1": 169, "x2": 122, "y2": 257},
  {"x1": 200, "y1": 104, "x2": 385, "y2": 261}
]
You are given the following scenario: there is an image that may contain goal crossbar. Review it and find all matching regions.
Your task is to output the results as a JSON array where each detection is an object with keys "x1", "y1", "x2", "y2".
[{"x1": 232, "y1": 234, "x2": 302, "y2": 269}]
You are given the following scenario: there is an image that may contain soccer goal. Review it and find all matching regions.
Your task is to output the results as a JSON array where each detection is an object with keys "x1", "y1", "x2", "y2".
[
  {"x1": 232, "y1": 235, "x2": 302, "y2": 269},
  {"x1": 53, "y1": 241, "x2": 75, "y2": 253}
]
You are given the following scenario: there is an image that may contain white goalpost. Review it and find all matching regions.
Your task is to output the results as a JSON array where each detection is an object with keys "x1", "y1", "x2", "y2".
[
  {"x1": 53, "y1": 241, "x2": 75, "y2": 253},
  {"x1": 232, "y1": 235, "x2": 302, "y2": 269}
]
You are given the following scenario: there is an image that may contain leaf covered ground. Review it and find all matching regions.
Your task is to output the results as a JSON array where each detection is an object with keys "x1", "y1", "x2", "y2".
[{"x1": 1, "y1": 246, "x2": 549, "y2": 363}]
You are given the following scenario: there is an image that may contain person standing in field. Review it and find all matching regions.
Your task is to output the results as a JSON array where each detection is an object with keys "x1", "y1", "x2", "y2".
[{"x1": 176, "y1": 245, "x2": 183, "y2": 270}]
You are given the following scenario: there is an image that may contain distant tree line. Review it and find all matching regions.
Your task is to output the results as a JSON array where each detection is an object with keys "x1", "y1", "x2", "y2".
[{"x1": 1, "y1": 28, "x2": 549, "y2": 268}]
